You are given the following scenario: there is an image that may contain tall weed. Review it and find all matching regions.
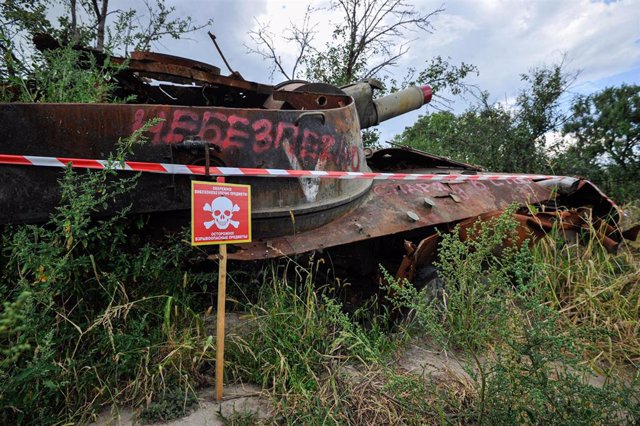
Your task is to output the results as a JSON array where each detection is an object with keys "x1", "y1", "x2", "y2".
[
  {"x1": 226, "y1": 259, "x2": 402, "y2": 424},
  {"x1": 387, "y1": 209, "x2": 640, "y2": 424},
  {"x1": 534, "y1": 214, "x2": 640, "y2": 367},
  {"x1": 3, "y1": 44, "x2": 129, "y2": 103},
  {"x1": 0, "y1": 122, "x2": 214, "y2": 424},
  {"x1": 386, "y1": 206, "x2": 534, "y2": 352},
  {"x1": 483, "y1": 284, "x2": 639, "y2": 424}
]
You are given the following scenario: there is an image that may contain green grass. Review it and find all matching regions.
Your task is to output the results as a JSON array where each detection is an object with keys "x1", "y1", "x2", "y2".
[
  {"x1": 222, "y1": 206, "x2": 640, "y2": 424},
  {"x1": 224, "y1": 259, "x2": 402, "y2": 424},
  {"x1": 535, "y1": 231, "x2": 640, "y2": 367},
  {"x1": 385, "y1": 208, "x2": 640, "y2": 424},
  {"x1": 1, "y1": 122, "x2": 638, "y2": 426},
  {"x1": 0, "y1": 122, "x2": 216, "y2": 425}
]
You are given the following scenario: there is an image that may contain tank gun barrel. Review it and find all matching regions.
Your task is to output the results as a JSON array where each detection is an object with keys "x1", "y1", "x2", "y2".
[{"x1": 341, "y1": 82, "x2": 432, "y2": 129}]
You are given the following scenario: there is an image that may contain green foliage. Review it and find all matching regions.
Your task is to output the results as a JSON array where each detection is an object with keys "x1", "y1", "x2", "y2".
[
  {"x1": 139, "y1": 387, "x2": 198, "y2": 424},
  {"x1": 561, "y1": 84, "x2": 640, "y2": 201},
  {"x1": 482, "y1": 288, "x2": 639, "y2": 425},
  {"x1": 301, "y1": 0, "x2": 436, "y2": 86},
  {"x1": 7, "y1": 45, "x2": 125, "y2": 103},
  {"x1": 0, "y1": 122, "x2": 215, "y2": 425},
  {"x1": 396, "y1": 63, "x2": 572, "y2": 173},
  {"x1": 396, "y1": 62, "x2": 638, "y2": 203},
  {"x1": 222, "y1": 209, "x2": 639, "y2": 424},
  {"x1": 431, "y1": 210, "x2": 534, "y2": 351},
  {"x1": 378, "y1": 368, "x2": 445, "y2": 423},
  {"x1": 226, "y1": 260, "x2": 401, "y2": 423},
  {"x1": 412, "y1": 55, "x2": 478, "y2": 96},
  {"x1": 247, "y1": 1, "x2": 477, "y2": 149},
  {"x1": 0, "y1": 290, "x2": 32, "y2": 369},
  {"x1": 303, "y1": 36, "x2": 364, "y2": 87},
  {"x1": 0, "y1": 1, "x2": 56, "y2": 42},
  {"x1": 517, "y1": 64, "x2": 568, "y2": 139},
  {"x1": 1, "y1": 0, "x2": 212, "y2": 101},
  {"x1": 4, "y1": 183, "x2": 629, "y2": 424},
  {"x1": 361, "y1": 128, "x2": 381, "y2": 149},
  {"x1": 391, "y1": 110, "x2": 459, "y2": 155},
  {"x1": 230, "y1": 262, "x2": 337, "y2": 396},
  {"x1": 386, "y1": 210, "x2": 640, "y2": 424},
  {"x1": 0, "y1": 0, "x2": 211, "y2": 55},
  {"x1": 385, "y1": 206, "x2": 534, "y2": 351}
]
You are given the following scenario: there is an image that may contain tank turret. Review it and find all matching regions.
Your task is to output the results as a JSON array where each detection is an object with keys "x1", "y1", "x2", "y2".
[{"x1": 0, "y1": 46, "x2": 628, "y2": 270}]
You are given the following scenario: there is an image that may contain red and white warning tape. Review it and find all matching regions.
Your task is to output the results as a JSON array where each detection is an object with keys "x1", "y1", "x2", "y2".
[{"x1": 0, "y1": 154, "x2": 557, "y2": 182}]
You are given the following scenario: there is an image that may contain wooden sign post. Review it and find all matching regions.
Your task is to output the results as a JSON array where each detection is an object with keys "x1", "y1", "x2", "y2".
[
  {"x1": 191, "y1": 179, "x2": 251, "y2": 401},
  {"x1": 215, "y1": 241, "x2": 226, "y2": 401}
]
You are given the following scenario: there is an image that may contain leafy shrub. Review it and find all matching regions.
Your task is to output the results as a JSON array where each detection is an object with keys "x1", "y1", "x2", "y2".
[
  {"x1": 386, "y1": 209, "x2": 640, "y2": 424},
  {"x1": 0, "y1": 122, "x2": 214, "y2": 424},
  {"x1": 385, "y1": 206, "x2": 534, "y2": 352},
  {"x1": 2, "y1": 43, "x2": 129, "y2": 103},
  {"x1": 482, "y1": 285, "x2": 640, "y2": 425}
]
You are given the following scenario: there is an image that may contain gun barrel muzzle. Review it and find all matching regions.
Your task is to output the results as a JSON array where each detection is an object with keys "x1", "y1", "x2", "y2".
[
  {"x1": 343, "y1": 82, "x2": 432, "y2": 129},
  {"x1": 373, "y1": 85, "x2": 432, "y2": 125}
]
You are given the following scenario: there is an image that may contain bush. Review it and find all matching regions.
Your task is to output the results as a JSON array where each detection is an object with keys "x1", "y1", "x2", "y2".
[
  {"x1": 3, "y1": 44, "x2": 128, "y2": 103},
  {"x1": 0, "y1": 122, "x2": 214, "y2": 424},
  {"x1": 387, "y1": 209, "x2": 640, "y2": 424}
]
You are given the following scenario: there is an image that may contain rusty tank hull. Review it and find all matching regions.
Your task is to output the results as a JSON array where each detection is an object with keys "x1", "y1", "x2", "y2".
[
  {"x1": 0, "y1": 100, "x2": 371, "y2": 237},
  {"x1": 0, "y1": 48, "x2": 634, "y2": 278}
]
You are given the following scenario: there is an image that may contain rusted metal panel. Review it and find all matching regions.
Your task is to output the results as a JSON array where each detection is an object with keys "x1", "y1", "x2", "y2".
[
  {"x1": 271, "y1": 90, "x2": 351, "y2": 110},
  {"x1": 228, "y1": 176, "x2": 552, "y2": 260},
  {"x1": 0, "y1": 100, "x2": 371, "y2": 231},
  {"x1": 110, "y1": 51, "x2": 273, "y2": 94},
  {"x1": 130, "y1": 51, "x2": 222, "y2": 76},
  {"x1": 368, "y1": 147, "x2": 484, "y2": 171},
  {"x1": 395, "y1": 203, "x2": 633, "y2": 283}
]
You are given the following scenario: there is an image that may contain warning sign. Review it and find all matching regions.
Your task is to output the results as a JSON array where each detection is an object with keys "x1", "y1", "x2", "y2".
[{"x1": 191, "y1": 181, "x2": 252, "y2": 246}]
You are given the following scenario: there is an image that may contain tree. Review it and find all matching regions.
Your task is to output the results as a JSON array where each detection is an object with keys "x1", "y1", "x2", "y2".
[
  {"x1": 246, "y1": 0, "x2": 476, "y2": 93},
  {"x1": 248, "y1": 0, "x2": 442, "y2": 85},
  {"x1": 395, "y1": 63, "x2": 574, "y2": 174},
  {"x1": 246, "y1": 0, "x2": 477, "y2": 148},
  {"x1": 561, "y1": 84, "x2": 640, "y2": 201},
  {"x1": 1, "y1": 0, "x2": 213, "y2": 102},
  {"x1": 304, "y1": 0, "x2": 443, "y2": 86},
  {"x1": 0, "y1": 0, "x2": 211, "y2": 55}
]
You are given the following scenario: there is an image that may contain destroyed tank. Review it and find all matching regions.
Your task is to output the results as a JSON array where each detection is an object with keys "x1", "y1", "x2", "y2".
[{"x1": 1, "y1": 48, "x2": 636, "y2": 282}]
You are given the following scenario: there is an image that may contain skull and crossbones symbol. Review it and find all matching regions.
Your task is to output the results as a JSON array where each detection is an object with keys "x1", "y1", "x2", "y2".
[{"x1": 204, "y1": 196, "x2": 240, "y2": 230}]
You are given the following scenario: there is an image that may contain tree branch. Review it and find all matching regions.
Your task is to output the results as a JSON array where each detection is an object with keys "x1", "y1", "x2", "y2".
[{"x1": 245, "y1": 19, "x2": 291, "y2": 80}]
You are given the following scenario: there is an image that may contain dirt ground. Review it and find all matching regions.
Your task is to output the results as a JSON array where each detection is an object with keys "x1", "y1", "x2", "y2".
[
  {"x1": 93, "y1": 308, "x2": 629, "y2": 425},
  {"x1": 92, "y1": 383, "x2": 272, "y2": 425},
  {"x1": 92, "y1": 335, "x2": 473, "y2": 425},
  {"x1": 93, "y1": 334, "x2": 626, "y2": 425}
]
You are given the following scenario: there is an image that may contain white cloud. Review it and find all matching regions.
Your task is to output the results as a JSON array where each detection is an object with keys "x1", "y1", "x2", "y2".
[
  {"x1": 388, "y1": 0, "x2": 639, "y2": 139},
  {"x1": 420, "y1": 0, "x2": 640, "y2": 100},
  {"x1": 412, "y1": 13, "x2": 477, "y2": 52}
]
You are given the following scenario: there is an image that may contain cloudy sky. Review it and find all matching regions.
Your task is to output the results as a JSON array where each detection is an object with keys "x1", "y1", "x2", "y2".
[{"x1": 111, "y1": 0, "x2": 640, "y2": 141}]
